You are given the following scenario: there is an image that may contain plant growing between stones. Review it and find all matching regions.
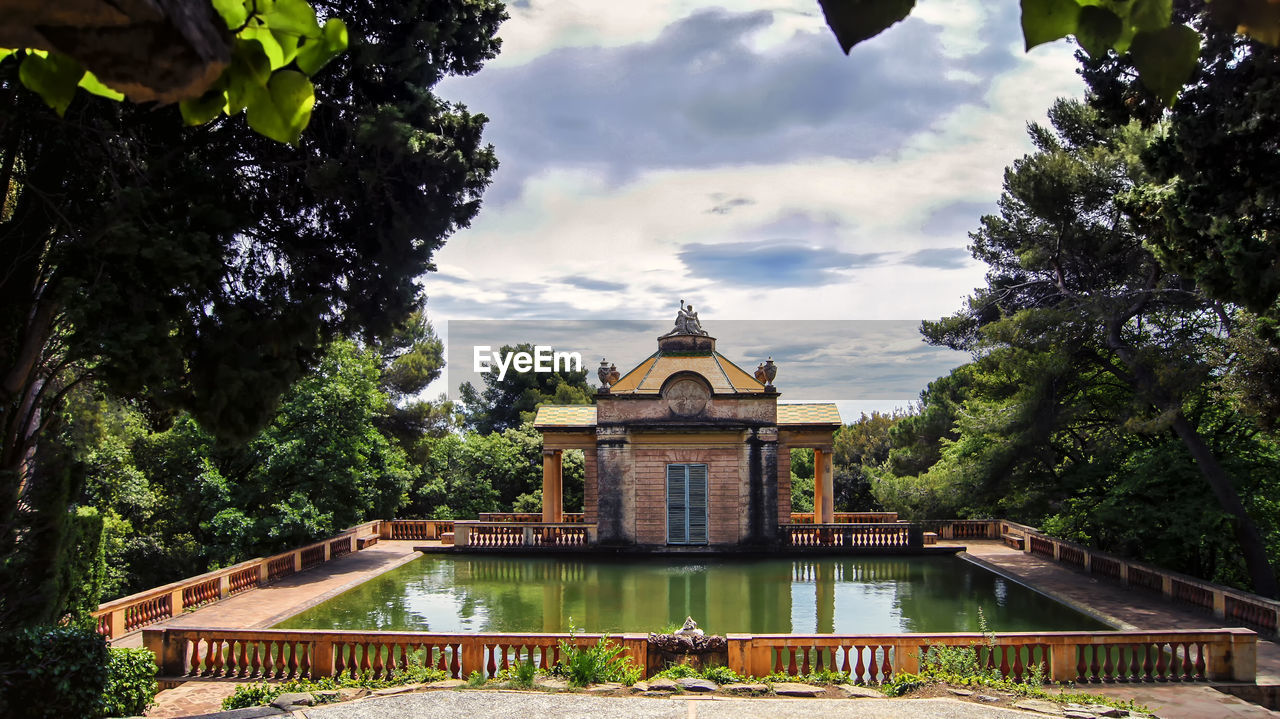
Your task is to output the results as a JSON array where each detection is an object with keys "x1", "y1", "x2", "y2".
[{"x1": 553, "y1": 622, "x2": 642, "y2": 687}]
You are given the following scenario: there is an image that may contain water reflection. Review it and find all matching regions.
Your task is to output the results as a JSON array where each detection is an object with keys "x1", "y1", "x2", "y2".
[{"x1": 276, "y1": 556, "x2": 1111, "y2": 635}]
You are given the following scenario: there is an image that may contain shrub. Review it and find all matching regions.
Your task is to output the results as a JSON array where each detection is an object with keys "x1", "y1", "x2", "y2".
[
  {"x1": 0, "y1": 624, "x2": 110, "y2": 718},
  {"x1": 223, "y1": 682, "x2": 281, "y2": 710},
  {"x1": 222, "y1": 662, "x2": 448, "y2": 711},
  {"x1": 466, "y1": 670, "x2": 486, "y2": 687},
  {"x1": 103, "y1": 647, "x2": 157, "y2": 717},
  {"x1": 700, "y1": 665, "x2": 744, "y2": 684},
  {"x1": 553, "y1": 629, "x2": 642, "y2": 687},
  {"x1": 514, "y1": 658, "x2": 537, "y2": 687},
  {"x1": 395, "y1": 649, "x2": 448, "y2": 684}
]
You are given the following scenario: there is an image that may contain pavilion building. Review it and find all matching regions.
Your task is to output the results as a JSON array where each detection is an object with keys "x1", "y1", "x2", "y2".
[{"x1": 533, "y1": 309, "x2": 840, "y2": 547}]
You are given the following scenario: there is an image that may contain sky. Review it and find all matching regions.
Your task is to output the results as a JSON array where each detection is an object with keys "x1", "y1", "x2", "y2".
[{"x1": 424, "y1": 0, "x2": 1085, "y2": 417}]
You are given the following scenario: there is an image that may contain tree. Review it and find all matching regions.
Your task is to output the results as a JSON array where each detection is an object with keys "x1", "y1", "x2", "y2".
[
  {"x1": 372, "y1": 311, "x2": 460, "y2": 459},
  {"x1": 459, "y1": 343, "x2": 593, "y2": 434},
  {"x1": 1082, "y1": 1, "x2": 1280, "y2": 340},
  {"x1": 238, "y1": 340, "x2": 411, "y2": 548},
  {"x1": 1, "y1": 0, "x2": 506, "y2": 624},
  {"x1": 923, "y1": 98, "x2": 1279, "y2": 595},
  {"x1": 831, "y1": 412, "x2": 898, "y2": 511}
]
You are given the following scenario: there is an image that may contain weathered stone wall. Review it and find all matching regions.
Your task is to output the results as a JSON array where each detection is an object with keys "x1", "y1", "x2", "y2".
[
  {"x1": 777, "y1": 445, "x2": 792, "y2": 526},
  {"x1": 632, "y1": 446, "x2": 744, "y2": 544},
  {"x1": 582, "y1": 447, "x2": 598, "y2": 524},
  {"x1": 596, "y1": 394, "x2": 777, "y2": 425}
]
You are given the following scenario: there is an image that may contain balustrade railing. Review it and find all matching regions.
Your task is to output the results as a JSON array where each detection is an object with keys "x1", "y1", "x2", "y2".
[
  {"x1": 386, "y1": 519, "x2": 454, "y2": 540},
  {"x1": 789, "y1": 512, "x2": 900, "y2": 524},
  {"x1": 93, "y1": 520, "x2": 384, "y2": 641},
  {"x1": 142, "y1": 627, "x2": 1256, "y2": 684},
  {"x1": 781, "y1": 523, "x2": 921, "y2": 549},
  {"x1": 478, "y1": 513, "x2": 585, "y2": 523},
  {"x1": 995, "y1": 519, "x2": 1280, "y2": 637},
  {"x1": 452, "y1": 522, "x2": 596, "y2": 548}
]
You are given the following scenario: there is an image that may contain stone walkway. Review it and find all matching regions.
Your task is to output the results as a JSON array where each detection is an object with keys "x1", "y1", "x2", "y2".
[
  {"x1": 298, "y1": 691, "x2": 1066, "y2": 719},
  {"x1": 961, "y1": 541, "x2": 1280, "y2": 717},
  {"x1": 134, "y1": 541, "x2": 422, "y2": 717}
]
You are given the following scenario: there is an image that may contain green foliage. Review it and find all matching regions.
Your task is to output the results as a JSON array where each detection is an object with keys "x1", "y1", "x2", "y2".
[
  {"x1": 1084, "y1": 6, "x2": 1280, "y2": 347},
  {"x1": 222, "y1": 662, "x2": 446, "y2": 710},
  {"x1": 553, "y1": 627, "x2": 642, "y2": 687},
  {"x1": 701, "y1": 665, "x2": 745, "y2": 684},
  {"x1": 815, "y1": 0, "x2": 914, "y2": 52},
  {"x1": 0, "y1": 625, "x2": 109, "y2": 718},
  {"x1": 405, "y1": 424, "x2": 585, "y2": 519},
  {"x1": 507, "y1": 658, "x2": 538, "y2": 687},
  {"x1": 816, "y1": 0, "x2": 1208, "y2": 105},
  {"x1": 874, "y1": 95, "x2": 1280, "y2": 594},
  {"x1": 789, "y1": 447, "x2": 814, "y2": 512},
  {"x1": 222, "y1": 682, "x2": 280, "y2": 710},
  {"x1": 881, "y1": 647, "x2": 1142, "y2": 713},
  {"x1": 3, "y1": 0, "x2": 348, "y2": 144},
  {"x1": 653, "y1": 663, "x2": 700, "y2": 679},
  {"x1": 790, "y1": 471, "x2": 814, "y2": 513},
  {"x1": 0, "y1": 438, "x2": 108, "y2": 629},
  {"x1": 466, "y1": 670, "x2": 487, "y2": 687},
  {"x1": 460, "y1": 342, "x2": 594, "y2": 434},
  {"x1": 832, "y1": 411, "x2": 900, "y2": 511},
  {"x1": 102, "y1": 648, "x2": 158, "y2": 718}
]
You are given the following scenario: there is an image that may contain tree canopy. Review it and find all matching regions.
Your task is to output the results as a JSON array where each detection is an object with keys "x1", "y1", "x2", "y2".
[
  {"x1": 459, "y1": 343, "x2": 594, "y2": 434},
  {"x1": 0, "y1": 0, "x2": 507, "y2": 628},
  {"x1": 873, "y1": 98, "x2": 1280, "y2": 595}
]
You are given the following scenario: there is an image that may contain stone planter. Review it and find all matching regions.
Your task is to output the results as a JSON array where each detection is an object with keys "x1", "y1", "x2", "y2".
[{"x1": 646, "y1": 633, "x2": 729, "y2": 675}]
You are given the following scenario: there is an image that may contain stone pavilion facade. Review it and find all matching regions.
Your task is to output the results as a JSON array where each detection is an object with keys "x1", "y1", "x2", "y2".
[{"x1": 533, "y1": 309, "x2": 840, "y2": 547}]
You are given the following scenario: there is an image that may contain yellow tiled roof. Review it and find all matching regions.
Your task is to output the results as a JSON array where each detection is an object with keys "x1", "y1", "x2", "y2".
[
  {"x1": 534, "y1": 403, "x2": 841, "y2": 428},
  {"x1": 609, "y1": 356, "x2": 655, "y2": 393},
  {"x1": 533, "y1": 405, "x2": 598, "y2": 428},
  {"x1": 610, "y1": 352, "x2": 767, "y2": 395},
  {"x1": 777, "y1": 403, "x2": 842, "y2": 426}
]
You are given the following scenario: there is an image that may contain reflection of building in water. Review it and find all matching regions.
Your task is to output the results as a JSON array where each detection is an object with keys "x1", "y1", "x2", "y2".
[{"x1": 534, "y1": 306, "x2": 841, "y2": 547}]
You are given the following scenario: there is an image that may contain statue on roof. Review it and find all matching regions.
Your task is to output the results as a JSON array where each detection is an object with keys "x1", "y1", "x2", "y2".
[{"x1": 663, "y1": 299, "x2": 709, "y2": 337}]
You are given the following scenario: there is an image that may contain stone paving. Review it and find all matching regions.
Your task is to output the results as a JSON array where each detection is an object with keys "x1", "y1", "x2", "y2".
[
  {"x1": 960, "y1": 541, "x2": 1280, "y2": 685},
  {"x1": 298, "y1": 691, "x2": 1069, "y2": 719},
  {"x1": 133, "y1": 541, "x2": 422, "y2": 717},
  {"x1": 961, "y1": 541, "x2": 1280, "y2": 718}
]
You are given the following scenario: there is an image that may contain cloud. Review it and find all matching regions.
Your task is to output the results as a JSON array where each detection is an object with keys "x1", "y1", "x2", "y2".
[
  {"x1": 707, "y1": 195, "x2": 755, "y2": 215},
  {"x1": 900, "y1": 247, "x2": 972, "y2": 269},
  {"x1": 439, "y1": 4, "x2": 1023, "y2": 205},
  {"x1": 919, "y1": 200, "x2": 994, "y2": 237},
  {"x1": 557, "y1": 275, "x2": 628, "y2": 292},
  {"x1": 679, "y1": 240, "x2": 889, "y2": 287}
]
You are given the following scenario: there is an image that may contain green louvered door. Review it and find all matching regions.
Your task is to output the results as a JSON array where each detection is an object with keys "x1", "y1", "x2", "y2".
[{"x1": 666, "y1": 463, "x2": 708, "y2": 545}]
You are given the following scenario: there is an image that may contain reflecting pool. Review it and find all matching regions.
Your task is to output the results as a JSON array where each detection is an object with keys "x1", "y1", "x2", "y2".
[{"x1": 275, "y1": 555, "x2": 1111, "y2": 635}]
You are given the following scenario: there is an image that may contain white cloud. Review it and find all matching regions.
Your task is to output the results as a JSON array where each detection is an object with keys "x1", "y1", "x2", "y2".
[{"x1": 425, "y1": 1, "x2": 1085, "y2": 402}]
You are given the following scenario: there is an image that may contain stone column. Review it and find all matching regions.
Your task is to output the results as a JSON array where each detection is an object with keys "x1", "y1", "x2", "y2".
[
  {"x1": 745, "y1": 427, "x2": 779, "y2": 545},
  {"x1": 814, "y1": 447, "x2": 834, "y2": 524},
  {"x1": 542, "y1": 449, "x2": 563, "y2": 523},
  {"x1": 596, "y1": 426, "x2": 633, "y2": 544}
]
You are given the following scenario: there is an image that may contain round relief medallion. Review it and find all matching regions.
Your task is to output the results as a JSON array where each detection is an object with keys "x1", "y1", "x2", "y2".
[{"x1": 666, "y1": 378, "x2": 709, "y2": 416}]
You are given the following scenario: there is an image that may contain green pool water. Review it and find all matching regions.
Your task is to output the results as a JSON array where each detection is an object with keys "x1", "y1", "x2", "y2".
[{"x1": 275, "y1": 554, "x2": 1111, "y2": 635}]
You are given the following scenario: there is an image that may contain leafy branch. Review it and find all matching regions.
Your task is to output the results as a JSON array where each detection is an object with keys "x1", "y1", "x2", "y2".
[
  {"x1": 1, "y1": 0, "x2": 348, "y2": 145},
  {"x1": 817, "y1": 0, "x2": 1280, "y2": 106}
]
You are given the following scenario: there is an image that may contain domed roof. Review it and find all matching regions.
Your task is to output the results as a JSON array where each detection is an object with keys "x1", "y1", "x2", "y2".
[{"x1": 608, "y1": 345, "x2": 767, "y2": 394}]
